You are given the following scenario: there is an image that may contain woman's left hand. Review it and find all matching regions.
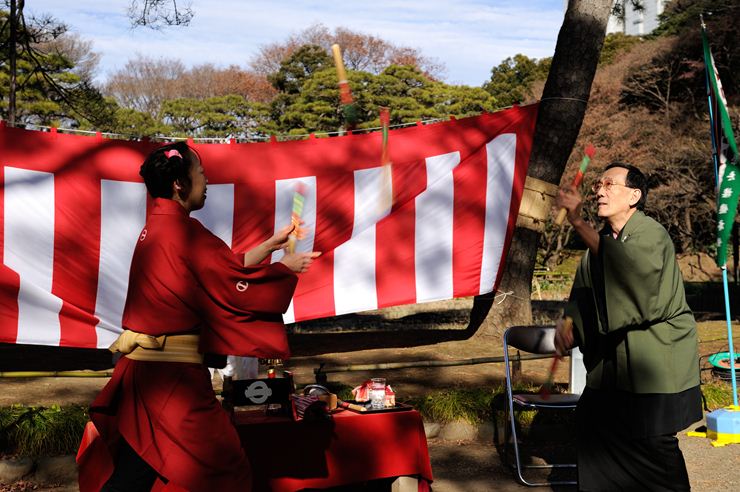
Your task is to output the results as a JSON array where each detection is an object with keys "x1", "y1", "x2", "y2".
[{"x1": 269, "y1": 223, "x2": 306, "y2": 252}]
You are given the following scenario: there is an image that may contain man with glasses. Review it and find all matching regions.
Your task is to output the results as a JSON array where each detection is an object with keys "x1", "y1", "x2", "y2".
[{"x1": 555, "y1": 162, "x2": 702, "y2": 491}]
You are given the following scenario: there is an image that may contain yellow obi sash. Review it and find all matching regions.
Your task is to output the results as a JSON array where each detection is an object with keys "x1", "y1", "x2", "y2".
[{"x1": 109, "y1": 329, "x2": 203, "y2": 364}]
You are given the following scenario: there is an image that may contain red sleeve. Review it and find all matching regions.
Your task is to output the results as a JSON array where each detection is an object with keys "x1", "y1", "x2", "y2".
[{"x1": 187, "y1": 220, "x2": 298, "y2": 358}]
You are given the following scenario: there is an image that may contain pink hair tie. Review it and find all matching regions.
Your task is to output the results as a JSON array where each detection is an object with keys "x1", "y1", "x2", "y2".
[{"x1": 164, "y1": 149, "x2": 182, "y2": 159}]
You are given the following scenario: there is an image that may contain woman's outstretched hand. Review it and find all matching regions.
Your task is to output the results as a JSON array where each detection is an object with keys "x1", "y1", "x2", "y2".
[{"x1": 279, "y1": 251, "x2": 321, "y2": 273}]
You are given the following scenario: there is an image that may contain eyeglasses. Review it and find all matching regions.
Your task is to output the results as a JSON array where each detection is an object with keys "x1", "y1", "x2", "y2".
[{"x1": 591, "y1": 178, "x2": 633, "y2": 193}]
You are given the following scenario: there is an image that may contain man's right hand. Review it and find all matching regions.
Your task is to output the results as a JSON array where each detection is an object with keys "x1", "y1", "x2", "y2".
[
  {"x1": 556, "y1": 184, "x2": 584, "y2": 225},
  {"x1": 556, "y1": 184, "x2": 600, "y2": 256},
  {"x1": 554, "y1": 316, "x2": 574, "y2": 356}
]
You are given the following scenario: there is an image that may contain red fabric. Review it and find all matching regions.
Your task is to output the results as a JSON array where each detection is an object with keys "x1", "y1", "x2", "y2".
[
  {"x1": 77, "y1": 198, "x2": 297, "y2": 492},
  {"x1": 76, "y1": 422, "x2": 113, "y2": 492},
  {"x1": 1, "y1": 106, "x2": 537, "y2": 348},
  {"x1": 77, "y1": 409, "x2": 433, "y2": 492},
  {"x1": 235, "y1": 410, "x2": 434, "y2": 491}
]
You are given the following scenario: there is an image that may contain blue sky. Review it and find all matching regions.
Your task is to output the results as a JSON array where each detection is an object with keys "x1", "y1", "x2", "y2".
[{"x1": 27, "y1": 1, "x2": 566, "y2": 87}]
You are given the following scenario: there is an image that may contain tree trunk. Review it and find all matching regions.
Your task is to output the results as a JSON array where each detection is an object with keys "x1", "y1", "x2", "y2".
[{"x1": 469, "y1": 0, "x2": 613, "y2": 339}]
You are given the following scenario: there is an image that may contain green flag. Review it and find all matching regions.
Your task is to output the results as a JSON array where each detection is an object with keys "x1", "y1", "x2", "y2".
[{"x1": 703, "y1": 25, "x2": 740, "y2": 267}]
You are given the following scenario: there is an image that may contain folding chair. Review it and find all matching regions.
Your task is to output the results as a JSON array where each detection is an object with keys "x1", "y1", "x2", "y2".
[{"x1": 502, "y1": 325, "x2": 580, "y2": 487}]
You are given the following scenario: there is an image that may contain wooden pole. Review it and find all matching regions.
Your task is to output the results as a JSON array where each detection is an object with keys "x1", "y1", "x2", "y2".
[{"x1": 0, "y1": 370, "x2": 114, "y2": 378}]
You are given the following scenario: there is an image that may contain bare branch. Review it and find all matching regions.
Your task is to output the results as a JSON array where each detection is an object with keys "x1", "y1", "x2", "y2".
[{"x1": 127, "y1": 0, "x2": 194, "y2": 29}]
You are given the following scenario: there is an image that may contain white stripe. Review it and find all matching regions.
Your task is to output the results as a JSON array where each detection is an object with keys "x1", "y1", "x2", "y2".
[
  {"x1": 3, "y1": 167, "x2": 62, "y2": 345},
  {"x1": 271, "y1": 177, "x2": 317, "y2": 324},
  {"x1": 415, "y1": 152, "x2": 460, "y2": 303},
  {"x1": 191, "y1": 185, "x2": 238, "y2": 373},
  {"x1": 480, "y1": 134, "x2": 517, "y2": 294},
  {"x1": 93, "y1": 180, "x2": 147, "y2": 347},
  {"x1": 334, "y1": 167, "x2": 392, "y2": 315},
  {"x1": 191, "y1": 184, "x2": 234, "y2": 247}
]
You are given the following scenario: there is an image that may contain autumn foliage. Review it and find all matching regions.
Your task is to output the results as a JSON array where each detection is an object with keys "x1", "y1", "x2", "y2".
[
  {"x1": 543, "y1": 0, "x2": 739, "y2": 264},
  {"x1": 1, "y1": 1, "x2": 737, "y2": 258}
]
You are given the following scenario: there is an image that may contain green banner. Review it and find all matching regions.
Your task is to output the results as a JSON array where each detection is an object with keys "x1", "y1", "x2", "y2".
[{"x1": 703, "y1": 27, "x2": 739, "y2": 267}]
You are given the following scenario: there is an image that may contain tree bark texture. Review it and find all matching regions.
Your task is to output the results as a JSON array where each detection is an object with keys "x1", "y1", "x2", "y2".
[{"x1": 470, "y1": 0, "x2": 614, "y2": 339}]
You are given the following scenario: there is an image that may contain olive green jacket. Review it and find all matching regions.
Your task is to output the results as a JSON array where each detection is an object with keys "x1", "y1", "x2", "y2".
[{"x1": 564, "y1": 211, "x2": 700, "y2": 394}]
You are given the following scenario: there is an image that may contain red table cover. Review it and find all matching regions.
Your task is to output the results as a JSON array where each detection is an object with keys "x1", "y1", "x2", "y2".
[
  {"x1": 78, "y1": 408, "x2": 433, "y2": 491},
  {"x1": 236, "y1": 409, "x2": 433, "y2": 491}
]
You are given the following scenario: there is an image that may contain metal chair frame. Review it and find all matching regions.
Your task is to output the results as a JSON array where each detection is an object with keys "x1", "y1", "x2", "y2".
[{"x1": 502, "y1": 325, "x2": 579, "y2": 487}]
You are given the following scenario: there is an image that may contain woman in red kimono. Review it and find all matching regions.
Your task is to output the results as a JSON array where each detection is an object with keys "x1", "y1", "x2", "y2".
[{"x1": 77, "y1": 142, "x2": 318, "y2": 492}]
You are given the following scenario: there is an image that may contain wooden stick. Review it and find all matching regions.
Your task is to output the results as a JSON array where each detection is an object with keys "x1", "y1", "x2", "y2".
[
  {"x1": 337, "y1": 399, "x2": 367, "y2": 412},
  {"x1": 287, "y1": 182, "x2": 306, "y2": 254},
  {"x1": 539, "y1": 355, "x2": 561, "y2": 399},
  {"x1": 555, "y1": 144, "x2": 595, "y2": 225},
  {"x1": 540, "y1": 316, "x2": 573, "y2": 399},
  {"x1": 331, "y1": 44, "x2": 358, "y2": 130},
  {"x1": 379, "y1": 107, "x2": 393, "y2": 214},
  {"x1": 331, "y1": 44, "x2": 348, "y2": 84},
  {"x1": 331, "y1": 43, "x2": 352, "y2": 106}
]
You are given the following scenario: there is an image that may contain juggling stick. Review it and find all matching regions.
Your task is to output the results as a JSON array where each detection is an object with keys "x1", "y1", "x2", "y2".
[
  {"x1": 539, "y1": 316, "x2": 572, "y2": 399},
  {"x1": 555, "y1": 144, "x2": 596, "y2": 225},
  {"x1": 380, "y1": 107, "x2": 391, "y2": 165},
  {"x1": 379, "y1": 107, "x2": 393, "y2": 213},
  {"x1": 539, "y1": 355, "x2": 562, "y2": 400},
  {"x1": 287, "y1": 182, "x2": 306, "y2": 254},
  {"x1": 331, "y1": 44, "x2": 358, "y2": 131}
]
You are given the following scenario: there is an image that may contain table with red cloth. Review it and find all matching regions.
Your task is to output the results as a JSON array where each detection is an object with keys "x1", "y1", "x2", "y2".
[
  {"x1": 77, "y1": 407, "x2": 433, "y2": 492},
  {"x1": 236, "y1": 408, "x2": 433, "y2": 492}
]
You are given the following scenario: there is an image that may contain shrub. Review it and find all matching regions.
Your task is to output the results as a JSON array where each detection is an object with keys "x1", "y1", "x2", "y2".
[{"x1": 0, "y1": 405, "x2": 88, "y2": 457}]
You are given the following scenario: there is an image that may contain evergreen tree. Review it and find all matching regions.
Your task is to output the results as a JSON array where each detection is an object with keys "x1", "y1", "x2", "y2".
[
  {"x1": 483, "y1": 54, "x2": 551, "y2": 108},
  {"x1": 0, "y1": 8, "x2": 114, "y2": 127}
]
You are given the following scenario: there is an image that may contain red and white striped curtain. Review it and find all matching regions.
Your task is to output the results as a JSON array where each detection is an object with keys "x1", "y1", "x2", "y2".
[{"x1": 0, "y1": 105, "x2": 537, "y2": 349}]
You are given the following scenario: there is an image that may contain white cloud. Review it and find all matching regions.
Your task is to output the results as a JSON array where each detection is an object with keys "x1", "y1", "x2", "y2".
[{"x1": 25, "y1": 0, "x2": 564, "y2": 87}]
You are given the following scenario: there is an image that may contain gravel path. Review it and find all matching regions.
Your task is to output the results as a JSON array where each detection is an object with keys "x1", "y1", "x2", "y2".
[
  {"x1": 429, "y1": 428, "x2": 740, "y2": 492},
  {"x1": 1, "y1": 319, "x2": 739, "y2": 490},
  {"x1": 2, "y1": 428, "x2": 737, "y2": 491}
]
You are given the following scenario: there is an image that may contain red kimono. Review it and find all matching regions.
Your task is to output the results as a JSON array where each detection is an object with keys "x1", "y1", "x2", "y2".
[{"x1": 77, "y1": 198, "x2": 297, "y2": 492}]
